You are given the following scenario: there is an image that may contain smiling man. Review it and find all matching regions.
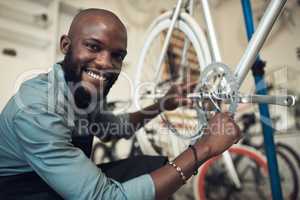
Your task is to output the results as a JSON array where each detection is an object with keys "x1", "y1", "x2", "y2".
[
  {"x1": 61, "y1": 9, "x2": 127, "y2": 103},
  {"x1": 0, "y1": 9, "x2": 241, "y2": 200}
]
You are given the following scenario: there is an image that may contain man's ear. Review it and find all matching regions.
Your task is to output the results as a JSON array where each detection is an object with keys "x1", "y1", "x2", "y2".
[{"x1": 60, "y1": 35, "x2": 71, "y2": 55}]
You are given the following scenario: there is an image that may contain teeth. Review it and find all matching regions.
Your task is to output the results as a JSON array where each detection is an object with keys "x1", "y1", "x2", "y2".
[{"x1": 86, "y1": 70, "x2": 106, "y2": 81}]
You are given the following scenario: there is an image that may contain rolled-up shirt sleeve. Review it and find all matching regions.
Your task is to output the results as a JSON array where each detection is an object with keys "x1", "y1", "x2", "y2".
[{"x1": 12, "y1": 104, "x2": 155, "y2": 200}]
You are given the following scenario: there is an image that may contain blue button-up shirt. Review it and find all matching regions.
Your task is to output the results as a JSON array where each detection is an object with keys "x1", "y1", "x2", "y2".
[{"x1": 0, "y1": 63, "x2": 155, "y2": 200}]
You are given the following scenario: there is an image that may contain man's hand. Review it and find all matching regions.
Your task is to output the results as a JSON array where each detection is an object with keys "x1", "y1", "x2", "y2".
[
  {"x1": 158, "y1": 81, "x2": 198, "y2": 111},
  {"x1": 150, "y1": 112, "x2": 241, "y2": 200},
  {"x1": 128, "y1": 81, "x2": 198, "y2": 131},
  {"x1": 195, "y1": 112, "x2": 242, "y2": 158}
]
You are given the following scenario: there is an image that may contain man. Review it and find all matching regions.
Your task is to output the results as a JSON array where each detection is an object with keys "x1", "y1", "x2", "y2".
[{"x1": 0, "y1": 8, "x2": 241, "y2": 200}]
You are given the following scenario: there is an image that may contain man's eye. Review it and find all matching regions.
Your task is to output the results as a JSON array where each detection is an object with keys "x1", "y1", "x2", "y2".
[
  {"x1": 112, "y1": 53, "x2": 124, "y2": 61},
  {"x1": 87, "y1": 43, "x2": 100, "y2": 52}
]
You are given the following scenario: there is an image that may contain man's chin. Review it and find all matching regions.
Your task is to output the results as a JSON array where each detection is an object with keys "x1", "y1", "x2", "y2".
[
  {"x1": 84, "y1": 87, "x2": 106, "y2": 100},
  {"x1": 72, "y1": 84, "x2": 106, "y2": 109}
]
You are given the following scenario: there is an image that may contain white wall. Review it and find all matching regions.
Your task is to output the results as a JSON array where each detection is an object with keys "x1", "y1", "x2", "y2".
[{"x1": 0, "y1": 0, "x2": 51, "y2": 109}]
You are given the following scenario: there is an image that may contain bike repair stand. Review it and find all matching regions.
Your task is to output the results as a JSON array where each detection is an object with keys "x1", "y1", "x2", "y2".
[{"x1": 240, "y1": 0, "x2": 283, "y2": 199}]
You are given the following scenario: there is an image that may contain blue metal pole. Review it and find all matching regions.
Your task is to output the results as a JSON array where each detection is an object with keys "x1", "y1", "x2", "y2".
[{"x1": 240, "y1": 0, "x2": 283, "y2": 199}]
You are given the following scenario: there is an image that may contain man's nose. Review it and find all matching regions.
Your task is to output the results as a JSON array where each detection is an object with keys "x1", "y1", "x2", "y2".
[{"x1": 94, "y1": 51, "x2": 113, "y2": 69}]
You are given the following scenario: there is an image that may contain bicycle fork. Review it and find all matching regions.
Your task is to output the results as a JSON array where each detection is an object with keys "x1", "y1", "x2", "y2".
[{"x1": 222, "y1": 150, "x2": 242, "y2": 189}]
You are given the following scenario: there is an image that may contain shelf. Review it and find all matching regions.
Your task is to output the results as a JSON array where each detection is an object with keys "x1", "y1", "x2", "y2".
[
  {"x1": 0, "y1": 18, "x2": 51, "y2": 48},
  {"x1": 0, "y1": 0, "x2": 51, "y2": 29}
]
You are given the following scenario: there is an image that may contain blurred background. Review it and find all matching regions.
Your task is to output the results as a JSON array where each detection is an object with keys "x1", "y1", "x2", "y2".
[{"x1": 0, "y1": 0, "x2": 299, "y2": 199}]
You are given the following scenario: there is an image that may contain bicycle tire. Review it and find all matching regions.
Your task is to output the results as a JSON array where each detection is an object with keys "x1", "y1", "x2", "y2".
[
  {"x1": 275, "y1": 146, "x2": 299, "y2": 200},
  {"x1": 277, "y1": 142, "x2": 300, "y2": 170},
  {"x1": 278, "y1": 142, "x2": 300, "y2": 200},
  {"x1": 194, "y1": 144, "x2": 300, "y2": 200},
  {"x1": 134, "y1": 11, "x2": 211, "y2": 157},
  {"x1": 194, "y1": 145, "x2": 270, "y2": 200}
]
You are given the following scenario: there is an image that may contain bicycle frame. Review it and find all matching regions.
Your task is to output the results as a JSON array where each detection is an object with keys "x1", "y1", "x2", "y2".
[
  {"x1": 153, "y1": 0, "x2": 293, "y2": 106},
  {"x1": 202, "y1": 0, "x2": 295, "y2": 107},
  {"x1": 199, "y1": 0, "x2": 288, "y2": 88},
  {"x1": 198, "y1": 0, "x2": 289, "y2": 193},
  {"x1": 234, "y1": 0, "x2": 287, "y2": 87}
]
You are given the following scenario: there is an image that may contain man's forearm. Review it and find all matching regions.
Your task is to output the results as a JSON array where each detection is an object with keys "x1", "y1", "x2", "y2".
[
  {"x1": 150, "y1": 140, "x2": 211, "y2": 200},
  {"x1": 150, "y1": 112, "x2": 241, "y2": 200},
  {"x1": 128, "y1": 101, "x2": 163, "y2": 131}
]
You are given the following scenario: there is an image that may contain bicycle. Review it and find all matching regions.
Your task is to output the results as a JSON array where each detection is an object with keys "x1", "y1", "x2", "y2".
[
  {"x1": 133, "y1": 0, "x2": 295, "y2": 155},
  {"x1": 133, "y1": 0, "x2": 296, "y2": 199}
]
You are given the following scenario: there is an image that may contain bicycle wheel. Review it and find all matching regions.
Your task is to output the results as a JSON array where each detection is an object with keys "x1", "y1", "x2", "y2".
[
  {"x1": 276, "y1": 142, "x2": 300, "y2": 200},
  {"x1": 275, "y1": 146, "x2": 299, "y2": 200},
  {"x1": 277, "y1": 142, "x2": 300, "y2": 170},
  {"x1": 194, "y1": 146, "x2": 270, "y2": 200},
  {"x1": 134, "y1": 11, "x2": 211, "y2": 158},
  {"x1": 194, "y1": 145, "x2": 300, "y2": 200}
]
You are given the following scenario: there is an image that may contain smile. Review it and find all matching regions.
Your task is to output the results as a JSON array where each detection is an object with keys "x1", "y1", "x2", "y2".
[{"x1": 84, "y1": 69, "x2": 107, "y2": 81}]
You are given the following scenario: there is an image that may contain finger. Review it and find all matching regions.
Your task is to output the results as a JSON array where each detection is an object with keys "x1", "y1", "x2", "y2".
[
  {"x1": 202, "y1": 99, "x2": 215, "y2": 111},
  {"x1": 176, "y1": 97, "x2": 193, "y2": 107},
  {"x1": 235, "y1": 123, "x2": 242, "y2": 138},
  {"x1": 234, "y1": 138, "x2": 240, "y2": 144},
  {"x1": 220, "y1": 112, "x2": 234, "y2": 122},
  {"x1": 234, "y1": 133, "x2": 243, "y2": 144},
  {"x1": 231, "y1": 122, "x2": 242, "y2": 144},
  {"x1": 180, "y1": 80, "x2": 199, "y2": 93}
]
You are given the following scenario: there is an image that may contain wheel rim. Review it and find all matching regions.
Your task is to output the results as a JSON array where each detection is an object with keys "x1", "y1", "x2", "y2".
[
  {"x1": 134, "y1": 13, "x2": 211, "y2": 157},
  {"x1": 195, "y1": 146, "x2": 269, "y2": 200}
]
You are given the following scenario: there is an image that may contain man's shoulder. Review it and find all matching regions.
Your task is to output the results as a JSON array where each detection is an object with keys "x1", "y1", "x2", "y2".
[
  {"x1": 1, "y1": 64, "x2": 73, "y2": 125},
  {"x1": 16, "y1": 73, "x2": 52, "y2": 106},
  {"x1": 10, "y1": 68, "x2": 67, "y2": 112},
  {"x1": 1, "y1": 74, "x2": 54, "y2": 124}
]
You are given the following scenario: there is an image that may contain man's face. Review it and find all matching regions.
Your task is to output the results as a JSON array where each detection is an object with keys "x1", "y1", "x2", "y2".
[{"x1": 62, "y1": 16, "x2": 127, "y2": 104}]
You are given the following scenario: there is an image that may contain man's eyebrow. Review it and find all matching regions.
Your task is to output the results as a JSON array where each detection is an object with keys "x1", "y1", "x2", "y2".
[
  {"x1": 86, "y1": 38, "x2": 103, "y2": 44},
  {"x1": 86, "y1": 38, "x2": 127, "y2": 55}
]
